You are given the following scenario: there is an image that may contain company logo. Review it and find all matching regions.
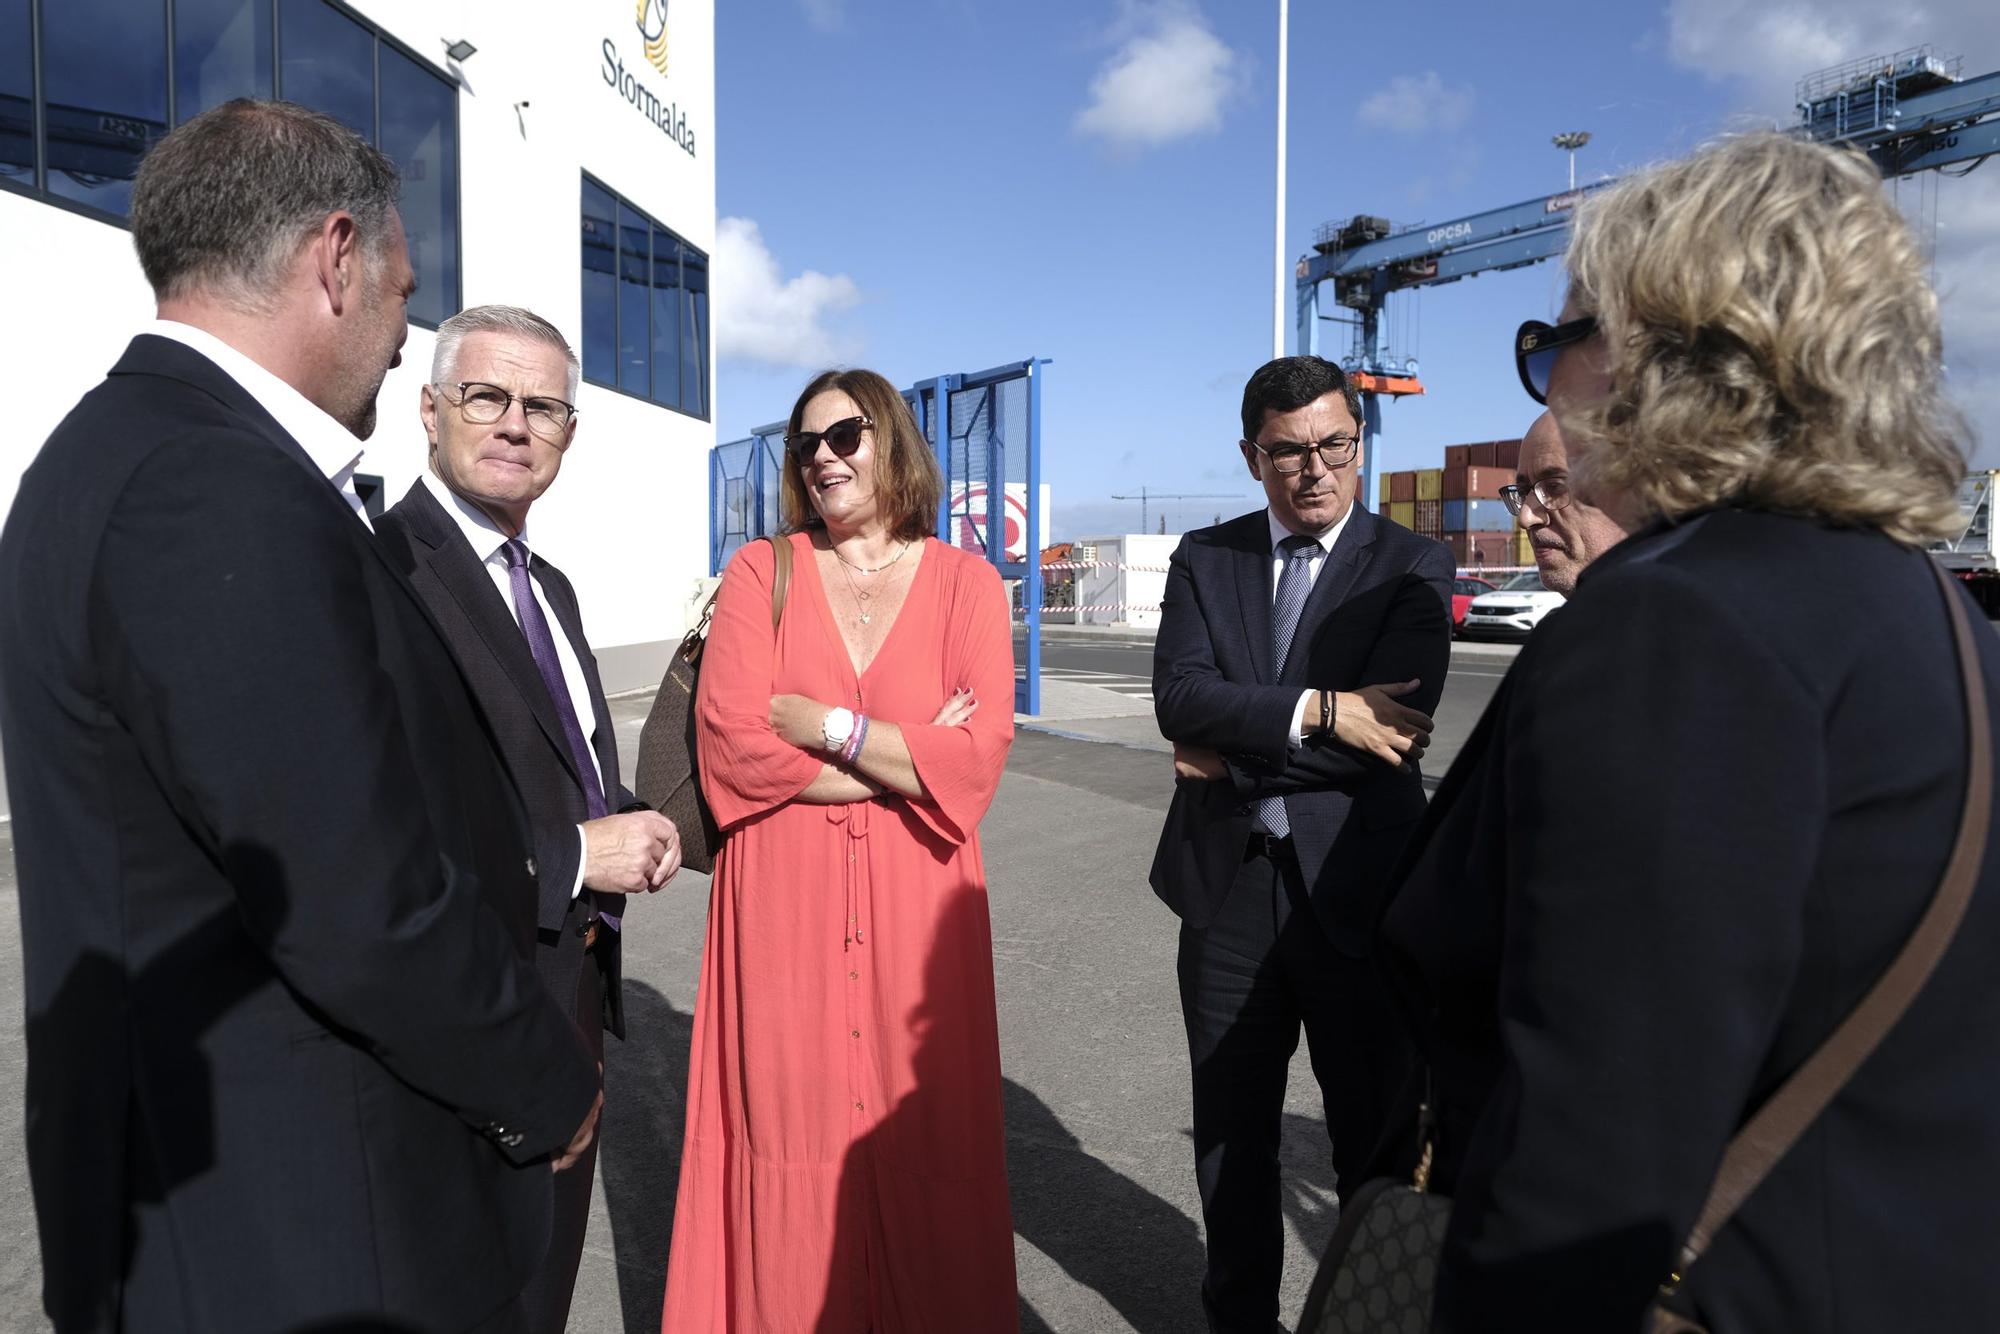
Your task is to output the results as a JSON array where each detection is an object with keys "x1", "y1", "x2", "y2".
[{"x1": 635, "y1": 0, "x2": 669, "y2": 76}]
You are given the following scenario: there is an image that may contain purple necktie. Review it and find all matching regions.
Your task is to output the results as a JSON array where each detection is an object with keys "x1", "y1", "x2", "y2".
[{"x1": 501, "y1": 541, "x2": 619, "y2": 931}]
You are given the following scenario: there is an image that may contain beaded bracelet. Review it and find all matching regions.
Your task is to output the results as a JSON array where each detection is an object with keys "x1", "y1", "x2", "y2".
[{"x1": 841, "y1": 713, "x2": 869, "y2": 766}]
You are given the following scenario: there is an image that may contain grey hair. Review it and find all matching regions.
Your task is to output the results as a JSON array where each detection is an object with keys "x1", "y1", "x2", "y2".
[
  {"x1": 129, "y1": 99, "x2": 399, "y2": 307},
  {"x1": 431, "y1": 305, "x2": 581, "y2": 401}
]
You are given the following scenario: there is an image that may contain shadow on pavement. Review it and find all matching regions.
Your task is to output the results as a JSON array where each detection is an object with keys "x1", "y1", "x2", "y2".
[
  {"x1": 600, "y1": 980, "x2": 695, "y2": 1333},
  {"x1": 1005, "y1": 1079, "x2": 1207, "y2": 1333}
]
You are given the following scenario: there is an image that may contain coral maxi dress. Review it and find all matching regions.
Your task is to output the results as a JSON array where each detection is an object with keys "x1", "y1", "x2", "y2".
[{"x1": 663, "y1": 533, "x2": 1019, "y2": 1333}]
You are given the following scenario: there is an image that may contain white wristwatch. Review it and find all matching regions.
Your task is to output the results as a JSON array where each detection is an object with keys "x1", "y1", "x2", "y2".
[{"x1": 821, "y1": 707, "x2": 857, "y2": 753}]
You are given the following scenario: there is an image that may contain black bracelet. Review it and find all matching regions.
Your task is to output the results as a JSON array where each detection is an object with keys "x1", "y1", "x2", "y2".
[{"x1": 1318, "y1": 688, "x2": 1334, "y2": 736}]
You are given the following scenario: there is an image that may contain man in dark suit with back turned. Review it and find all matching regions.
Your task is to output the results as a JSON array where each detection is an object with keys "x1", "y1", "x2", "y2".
[
  {"x1": 0, "y1": 100, "x2": 601, "y2": 1333},
  {"x1": 374, "y1": 304, "x2": 681, "y2": 1334},
  {"x1": 1151, "y1": 355, "x2": 1454, "y2": 1332}
]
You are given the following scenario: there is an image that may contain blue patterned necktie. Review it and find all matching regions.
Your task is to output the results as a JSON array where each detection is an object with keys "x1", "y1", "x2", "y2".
[{"x1": 1257, "y1": 534, "x2": 1321, "y2": 838}]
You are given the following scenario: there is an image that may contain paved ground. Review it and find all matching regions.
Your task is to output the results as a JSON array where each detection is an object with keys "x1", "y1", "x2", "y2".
[{"x1": 0, "y1": 636, "x2": 1517, "y2": 1334}]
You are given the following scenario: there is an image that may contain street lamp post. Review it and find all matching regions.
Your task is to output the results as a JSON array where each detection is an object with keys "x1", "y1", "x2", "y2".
[
  {"x1": 1274, "y1": 0, "x2": 1289, "y2": 359},
  {"x1": 1552, "y1": 131, "x2": 1591, "y2": 190}
]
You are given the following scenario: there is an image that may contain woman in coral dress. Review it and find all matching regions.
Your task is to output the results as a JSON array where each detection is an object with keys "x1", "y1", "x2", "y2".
[{"x1": 662, "y1": 368, "x2": 1018, "y2": 1332}]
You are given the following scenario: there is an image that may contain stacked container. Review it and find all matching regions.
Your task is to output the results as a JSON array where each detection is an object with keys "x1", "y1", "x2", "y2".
[{"x1": 1375, "y1": 442, "x2": 1528, "y2": 566}]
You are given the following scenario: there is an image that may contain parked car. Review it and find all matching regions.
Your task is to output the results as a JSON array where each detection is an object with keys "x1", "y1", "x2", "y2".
[
  {"x1": 1458, "y1": 571, "x2": 1564, "y2": 641},
  {"x1": 1451, "y1": 575, "x2": 1496, "y2": 632}
]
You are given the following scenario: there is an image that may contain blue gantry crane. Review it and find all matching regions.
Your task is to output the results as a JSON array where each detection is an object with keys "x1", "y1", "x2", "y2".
[{"x1": 1297, "y1": 45, "x2": 2000, "y2": 507}]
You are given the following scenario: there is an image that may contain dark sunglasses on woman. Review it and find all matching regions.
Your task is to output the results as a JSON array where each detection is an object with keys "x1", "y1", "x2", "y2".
[
  {"x1": 1515, "y1": 316, "x2": 1597, "y2": 404},
  {"x1": 785, "y1": 414, "x2": 873, "y2": 465}
]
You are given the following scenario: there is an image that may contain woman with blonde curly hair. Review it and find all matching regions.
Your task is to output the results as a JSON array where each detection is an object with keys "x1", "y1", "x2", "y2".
[{"x1": 1373, "y1": 132, "x2": 2000, "y2": 1331}]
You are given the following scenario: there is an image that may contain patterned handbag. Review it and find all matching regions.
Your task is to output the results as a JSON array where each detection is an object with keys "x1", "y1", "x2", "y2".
[
  {"x1": 1299, "y1": 560, "x2": 1990, "y2": 1334},
  {"x1": 634, "y1": 535, "x2": 791, "y2": 874}
]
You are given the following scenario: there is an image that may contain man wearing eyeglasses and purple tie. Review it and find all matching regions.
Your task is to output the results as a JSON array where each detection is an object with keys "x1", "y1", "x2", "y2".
[
  {"x1": 374, "y1": 304, "x2": 682, "y2": 1334},
  {"x1": 1151, "y1": 355, "x2": 1454, "y2": 1333}
]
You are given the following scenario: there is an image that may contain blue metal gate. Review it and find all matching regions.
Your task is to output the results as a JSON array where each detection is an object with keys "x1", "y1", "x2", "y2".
[{"x1": 710, "y1": 358, "x2": 1046, "y2": 715}]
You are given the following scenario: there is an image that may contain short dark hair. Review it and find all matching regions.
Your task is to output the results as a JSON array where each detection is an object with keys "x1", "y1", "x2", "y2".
[
  {"x1": 129, "y1": 98, "x2": 400, "y2": 305},
  {"x1": 1239, "y1": 356, "x2": 1364, "y2": 442},
  {"x1": 781, "y1": 369, "x2": 943, "y2": 543}
]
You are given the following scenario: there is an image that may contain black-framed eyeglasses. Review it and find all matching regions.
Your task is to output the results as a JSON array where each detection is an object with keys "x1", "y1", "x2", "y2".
[
  {"x1": 1498, "y1": 476, "x2": 1574, "y2": 516},
  {"x1": 785, "y1": 415, "x2": 873, "y2": 465},
  {"x1": 442, "y1": 382, "x2": 577, "y2": 439},
  {"x1": 1244, "y1": 433, "x2": 1360, "y2": 475},
  {"x1": 1515, "y1": 316, "x2": 1597, "y2": 404}
]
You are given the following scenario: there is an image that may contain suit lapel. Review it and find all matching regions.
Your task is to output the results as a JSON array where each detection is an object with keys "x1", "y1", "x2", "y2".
[
  {"x1": 397, "y1": 482, "x2": 587, "y2": 793},
  {"x1": 536, "y1": 556, "x2": 619, "y2": 797},
  {"x1": 1230, "y1": 513, "x2": 1277, "y2": 684},
  {"x1": 1279, "y1": 504, "x2": 1378, "y2": 688}
]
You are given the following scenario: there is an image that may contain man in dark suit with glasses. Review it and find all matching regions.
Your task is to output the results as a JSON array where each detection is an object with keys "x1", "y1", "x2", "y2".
[{"x1": 1151, "y1": 355, "x2": 1453, "y2": 1333}]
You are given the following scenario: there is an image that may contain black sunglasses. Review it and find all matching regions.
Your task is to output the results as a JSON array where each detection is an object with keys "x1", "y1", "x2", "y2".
[
  {"x1": 785, "y1": 414, "x2": 872, "y2": 465},
  {"x1": 1515, "y1": 316, "x2": 1597, "y2": 404}
]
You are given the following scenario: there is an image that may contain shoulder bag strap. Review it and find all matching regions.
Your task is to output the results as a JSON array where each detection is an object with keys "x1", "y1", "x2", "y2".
[
  {"x1": 765, "y1": 533, "x2": 792, "y2": 630},
  {"x1": 1677, "y1": 558, "x2": 1991, "y2": 1274}
]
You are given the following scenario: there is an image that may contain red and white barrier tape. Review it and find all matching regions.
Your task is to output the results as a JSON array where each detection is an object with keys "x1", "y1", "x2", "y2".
[{"x1": 1039, "y1": 560, "x2": 1172, "y2": 573}]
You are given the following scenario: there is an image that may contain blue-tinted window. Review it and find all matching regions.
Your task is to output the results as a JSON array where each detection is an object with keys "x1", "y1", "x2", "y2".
[
  {"x1": 43, "y1": 0, "x2": 168, "y2": 216},
  {"x1": 649, "y1": 226, "x2": 682, "y2": 408},
  {"x1": 582, "y1": 175, "x2": 709, "y2": 420},
  {"x1": 681, "y1": 245, "x2": 708, "y2": 419},
  {"x1": 0, "y1": 0, "x2": 31, "y2": 186},
  {"x1": 580, "y1": 179, "x2": 617, "y2": 384},
  {"x1": 378, "y1": 43, "x2": 457, "y2": 329},
  {"x1": 279, "y1": 0, "x2": 372, "y2": 140},
  {"x1": 616, "y1": 203, "x2": 650, "y2": 396},
  {"x1": 175, "y1": 0, "x2": 274, "y2": 123}
]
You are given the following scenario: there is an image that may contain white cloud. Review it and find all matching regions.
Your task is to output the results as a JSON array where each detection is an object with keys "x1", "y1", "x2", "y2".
[
  {"x1": 712, "y1": 217, "x2": 862, "y2": 369},
  {"x1": 799, "y1": 0, "x2": 844, "y2": 31},
  {"x1": 1662, "y1": 0, "x2": 2000, "y2": 462},
  {"x1": 1074, "y1": 2, "x2": 1244, "y2": 150},
  {"x1": 1357, "y1": 72, "x2": 1474, "y2": 135}
]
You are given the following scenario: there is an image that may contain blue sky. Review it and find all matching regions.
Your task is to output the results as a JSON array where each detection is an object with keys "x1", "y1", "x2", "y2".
[{"x1": 713, "y1": 0, "x2": 2000, "y2": 543}]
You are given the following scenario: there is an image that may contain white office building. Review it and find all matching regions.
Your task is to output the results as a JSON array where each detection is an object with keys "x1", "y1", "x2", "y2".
[{"x1": 0, "y1": 0, "x2": 716, "y2": 726}]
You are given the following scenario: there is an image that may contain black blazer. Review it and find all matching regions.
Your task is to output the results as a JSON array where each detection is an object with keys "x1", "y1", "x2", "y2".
[
  {"x1": 1377, "y1": 508, "x2": 2000, "y2": 1332},
  {"x1": 377, "y1": 479, "x2": 636, "y2": 1041},
  {"x1": 1150, "y1": 504, "x2": 1453, "y2": 951},
  {"x1": 0, "y1": 336, "x2": 599, "y2": 1333}
]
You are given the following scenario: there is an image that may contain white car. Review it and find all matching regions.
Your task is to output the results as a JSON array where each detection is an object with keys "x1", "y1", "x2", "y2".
[{"x1": 1458, "y1": 571, "x2": 1564, "y2": 640}]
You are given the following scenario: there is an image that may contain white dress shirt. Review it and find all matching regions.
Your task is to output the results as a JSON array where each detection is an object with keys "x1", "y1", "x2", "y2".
[
  {"x1": 421, "y1": 472, "x2": 602, "y2": 901},
  {"x1": 1266, "y1": 505, "x2": 1353, "y2": 746},
  {"x1": 145, "y1": 320, "x2": 373, "y2": 529}
]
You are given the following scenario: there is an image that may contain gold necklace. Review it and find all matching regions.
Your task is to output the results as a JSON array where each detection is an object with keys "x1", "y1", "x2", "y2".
[
  {"x1": 831, "y1": 544, "x2": 906, "y2": 625},
  {"x1": 832, "y1": 540, "x2": 911, "y2": 576}
]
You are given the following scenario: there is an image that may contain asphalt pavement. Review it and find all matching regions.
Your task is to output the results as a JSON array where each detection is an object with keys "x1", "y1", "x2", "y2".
[{"x1": 0, "y1": 633, "x2": 1519, "y2": 1334}]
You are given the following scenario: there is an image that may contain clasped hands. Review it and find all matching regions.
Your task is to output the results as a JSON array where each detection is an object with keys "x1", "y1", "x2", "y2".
[
  {"x1": 582, "y1": 810, "x2": 681, "y2": 894},
  {"x1": 1173, "y1": 679, "x2": 1434, "y2": 780}
]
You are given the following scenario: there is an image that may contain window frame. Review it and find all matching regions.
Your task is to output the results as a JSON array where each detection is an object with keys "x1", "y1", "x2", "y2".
[
  {"x1": 0, "y1": 0, "x2": 461, "y2": 329},
  {"x1": 579, "y1": 170, "x2": 710, "y2": 422}
]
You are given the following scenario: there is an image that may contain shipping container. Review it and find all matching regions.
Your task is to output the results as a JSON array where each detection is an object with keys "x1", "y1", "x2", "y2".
[
  {"x1": 1389, "y1": 471, "x2": 1417, "y2": 502},
  {"x1": 1444, "y1": 444, "x2": 1473, "y2": 470},
  {"x1": 1493, "y1": 439, "x2": 1522, "y2": 471},
  {"x1": 1389, "y1": 501, "x2": 1417, "y2": 529},
  {"x1": 1378, "y1": 472, "x2": 1395, "y2": 504},
  {"x1": 1414, "y1": 499, "x2": 1442, "y2": 539},
  {"x1": 1467, "y1": 442, "x2": 1499, "y2": 468},
  {"x1": 1415, "y1": 468, "x2": 1443, "y2": 501},
  {"x1": 1442, "y1": 466, "x2": 1511, "y2": 501},
  {"x1": 1443, "y1": 531, "x2": 1519, "y2": 568},
  {"x1": 1442, "y1": 498, "x2": 1516, "y2": 532},
  {"x1": 1516, "y1": 529, "x2": 1535, "y2": 565}
]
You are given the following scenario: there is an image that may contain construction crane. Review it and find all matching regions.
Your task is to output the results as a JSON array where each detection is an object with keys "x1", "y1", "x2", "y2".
[
  {"x1": 1296, "y1": 44, "x2": 2000, "y2": 508},
  {"x1": 1111, "y1": 487, "x2": 1239, "y2": 534}
]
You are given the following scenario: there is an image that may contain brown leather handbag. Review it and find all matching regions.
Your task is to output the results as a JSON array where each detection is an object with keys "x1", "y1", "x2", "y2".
[
  {"x1": 634, "y1": 535, "x2": 792, "y2": 875},
  {"x1": 1299, "y1": 559, "x2": 1992, "y2": 1334}
]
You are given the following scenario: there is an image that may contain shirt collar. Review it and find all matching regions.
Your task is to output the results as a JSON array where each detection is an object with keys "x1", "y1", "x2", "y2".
[
  {"x1": 145, "y1": 320, "x2": 365, "y2": 489},
  {"x1": 420, "y1": 470, "x2": 531, "y2": 566},
  {"x1": 1266, "y1": 504, "x2": 1350, "y2": 557}
]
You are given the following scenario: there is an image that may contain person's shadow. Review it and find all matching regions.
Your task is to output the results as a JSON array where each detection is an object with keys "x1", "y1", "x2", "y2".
[{"x1": 600, "y1": 979, "x2": 697, "y2": 1332}]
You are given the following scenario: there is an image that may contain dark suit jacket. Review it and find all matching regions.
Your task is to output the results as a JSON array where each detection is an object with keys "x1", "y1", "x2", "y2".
[
  {"x1": 1377, "y1": 508, "x2": 2000, "y2": 1332},
  {"x1": 377, "y1": 479, "x2": 635, "y2": 1042},
  {"x1": 0, "y1": 335, "x2": 599, "y2": 1333},
  {"x1": 1150, "y1": 504, "x2": 1453, "y2": 952}
]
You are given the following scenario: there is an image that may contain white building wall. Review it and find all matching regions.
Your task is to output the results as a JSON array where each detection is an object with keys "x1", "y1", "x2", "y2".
[
  {"x1": 0, "y1": 0, "x2": 716, "y2": 694},
  {"x1": 1075, "y1": 534, "x2": 1177, "y2": 629}
]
